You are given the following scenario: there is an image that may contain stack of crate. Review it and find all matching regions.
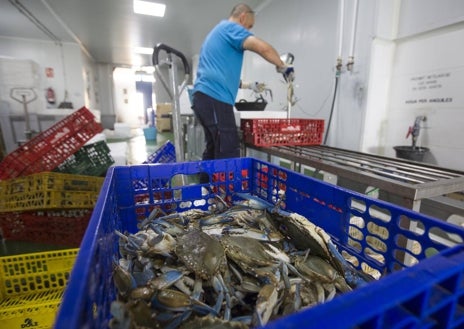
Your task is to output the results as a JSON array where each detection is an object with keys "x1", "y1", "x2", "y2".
[
  {"x1": 0, "y1": 107, "x2": 105, "y2": 248},
  {"x1": 156, "y1": 102, "x2": 172, "y2": 132},
  {"x1": 0, "y1": 107, "x2": 103, "y2": 179},
  {"x1": 0, "y1": 172, "x2": 102, "y2": 246}
]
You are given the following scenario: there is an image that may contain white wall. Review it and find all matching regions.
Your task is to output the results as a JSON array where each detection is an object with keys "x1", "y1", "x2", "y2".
[
  {"x1": 0, "y1": 36, "x2": 86, "y2": 110},
  {"x1": 112, "y1": 67, "x2": 141, "y2": 128},
  {"x1": 362, "y1": 0, "x2": 464, "y2": 170},
  {"x1": 243, "y1": 0, "x2": 339, "y2": 118},
  {"x1": 96, "y1": 63, "x2": 115, "y2": 116},
  {"x1": 81, "y1": 51, "x2": 99, "y2": 111},
  {"x1": 0, "y1": 58, "x2": 43, "y2": 115},
  {"x1": 240, "y1": 0, "x2": 377, "y2": 151}
]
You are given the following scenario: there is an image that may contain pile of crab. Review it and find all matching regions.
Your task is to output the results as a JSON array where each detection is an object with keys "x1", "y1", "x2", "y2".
[{"x1": 110, "y1": 193, "x2": 374, "y2": 329}]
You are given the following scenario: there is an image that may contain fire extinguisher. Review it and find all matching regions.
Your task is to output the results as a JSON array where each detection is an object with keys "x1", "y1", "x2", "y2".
[{"x1": 46, "y1": 87, "x2": 56, "y2": 105}]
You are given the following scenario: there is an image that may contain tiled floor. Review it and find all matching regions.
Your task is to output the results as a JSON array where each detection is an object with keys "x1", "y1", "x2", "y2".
[{"x1": 0, "y1": 129, "x2": 174, "y2": 257}]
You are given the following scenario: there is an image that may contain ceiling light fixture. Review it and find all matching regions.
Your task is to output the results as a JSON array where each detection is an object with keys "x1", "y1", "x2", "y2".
[
  {"x1": 133, "y1": 0, "x2": 166, "y2": 17},
  {"x1": 133, "y1": 47, "x2": 153, "y2": 55}
]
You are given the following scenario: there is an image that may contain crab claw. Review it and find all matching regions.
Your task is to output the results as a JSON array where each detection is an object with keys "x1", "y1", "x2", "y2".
[
  {"x1": 252, "y1": 283, "x2": 279, "y2": 327},
  {"x1": 234, "y1": 193, "x2": 274, "y2": 210},
  {"x1": 327, "y1": 240, "x2": 375, "y2": 288}
]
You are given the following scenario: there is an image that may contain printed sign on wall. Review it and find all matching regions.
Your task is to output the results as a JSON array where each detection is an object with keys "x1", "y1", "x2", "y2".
[{"x1": 392, "y1": 67, "x2": 464, "y2": 108}]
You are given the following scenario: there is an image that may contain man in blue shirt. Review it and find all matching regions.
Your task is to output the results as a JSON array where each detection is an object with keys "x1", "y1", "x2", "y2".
[{"x1": 192, "y1": 3, "x2": 293, "y2": 162}]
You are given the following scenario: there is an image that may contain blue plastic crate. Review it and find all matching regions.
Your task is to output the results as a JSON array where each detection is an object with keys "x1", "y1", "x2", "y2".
[
  {"x1": 143, "y1": 140, "x2": 176, "y2": 164},
  {"x1": 55, "y1": 158, "x2": 464, "y2": 329}
]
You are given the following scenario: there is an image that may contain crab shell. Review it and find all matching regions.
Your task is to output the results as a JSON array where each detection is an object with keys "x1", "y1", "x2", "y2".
[
  {"x1": 293, "y1": 254, "x2": 351, "y2": 293},
  {"x1": 266, "y1": 209, "x2": 344, "y2": 275},
  {"x1": 176, "y1": 230, "x2": 226, "y2": 280},
  {"x1": 220, "y1": 235, "x2": 278, "y2": 271}
]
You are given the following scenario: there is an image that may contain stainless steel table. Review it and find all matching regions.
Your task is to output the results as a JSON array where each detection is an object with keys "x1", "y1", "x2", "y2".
[{"x1": 244, "y1": 144, "x2": 464, "y2": 215}]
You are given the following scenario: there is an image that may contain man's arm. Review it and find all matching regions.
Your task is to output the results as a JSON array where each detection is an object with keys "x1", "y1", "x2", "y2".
[{"x1": 243, "y1": 36, "x2": 286, "y2": 69}]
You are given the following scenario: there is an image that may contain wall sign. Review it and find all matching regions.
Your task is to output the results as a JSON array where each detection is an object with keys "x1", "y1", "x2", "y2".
[{"x1": 393, "y1": 67, "x2": 464, "y2": 107}]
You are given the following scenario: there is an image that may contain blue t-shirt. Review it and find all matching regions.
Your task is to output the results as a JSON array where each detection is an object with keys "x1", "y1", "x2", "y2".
[{"x1": 194, "y1": 20, "x2": 253, "y2": 105}]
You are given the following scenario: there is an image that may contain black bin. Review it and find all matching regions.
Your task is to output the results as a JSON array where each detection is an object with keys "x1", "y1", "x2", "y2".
[{"x1": 394, "y1": 146, "x2": 430, "y2": 162}]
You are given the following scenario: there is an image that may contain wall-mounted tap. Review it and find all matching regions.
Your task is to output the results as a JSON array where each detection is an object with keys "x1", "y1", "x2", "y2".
[{"x1": 406, "y1": 115, "x2": 426, "y2": 149}]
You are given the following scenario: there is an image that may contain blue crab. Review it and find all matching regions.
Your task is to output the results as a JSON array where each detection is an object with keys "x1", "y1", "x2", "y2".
[
  {"x1": 175, "y1": 230, "x2": 233, "y2": 320},
  {"x1": 236, "y1": 192, "x2": 373, "y2": 289}
]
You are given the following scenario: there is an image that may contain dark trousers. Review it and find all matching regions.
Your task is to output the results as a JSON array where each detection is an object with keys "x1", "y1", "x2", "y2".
[{"x1": 192, "y1": 92, "x2": 240, "y2": 160}]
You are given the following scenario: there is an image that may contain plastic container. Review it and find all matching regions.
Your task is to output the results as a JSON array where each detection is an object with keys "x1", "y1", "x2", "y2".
[
  {"x1": 143, "y1": 140, "x2": 176, "y2": 164},
  {"x1": 0, "y1": 172, "x2": 104, "y2": 194},
  {"x1": 394, "y1": 145, "x2": 430, "y2": 162},
  {"x1": 0, "y1": 248, "x2": 78, "y2": 328},
  {"x1": 55, "y1": 157, "x2": 464, "y2": 329},
  {"x1": 143, "y1": 126, "x2": 157, "y2": 142},
  {"x1": 0, "y1": 190, "x2": 99, "y2": 212},
  {"x1": 235, "y1": 97, "x2": 267, "y2": 111},
  {"x1": 241, "y1": 118, "x2": 324, "y2": 147},
  {"x1": 54, "y1": 141, "x2": 115, "y2": 176},
  {"x1": 0, "y1": 173, "x2": 104, "y2": 212},
  {"x1": 0, "y1": 210, "x2": 92, "y2": 247},
  {"x1": 0, "y1": 107, "x2": 103, "y2": 180}
]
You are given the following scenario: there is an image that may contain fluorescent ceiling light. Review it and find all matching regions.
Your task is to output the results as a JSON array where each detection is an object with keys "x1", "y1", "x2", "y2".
[
  {"x1": 133, "y1": 0, "x2": 166, "y2": 17},
  {"x1": 133, "y1": 47, "x2": 153, "y2": 55}
]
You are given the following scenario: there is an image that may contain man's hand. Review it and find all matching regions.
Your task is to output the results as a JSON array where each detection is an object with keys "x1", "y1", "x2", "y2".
[
  {"x1": 242, "y1": 81, "x2": 266, "y2": 93},
  {"x1": 276, "y1": 64, "x2": 294, "y2": 82}
]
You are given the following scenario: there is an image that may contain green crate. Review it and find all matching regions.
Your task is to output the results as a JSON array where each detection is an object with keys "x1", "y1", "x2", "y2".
[{"x1": 54, "y1": 141, "x2": 114, "y2": 176}]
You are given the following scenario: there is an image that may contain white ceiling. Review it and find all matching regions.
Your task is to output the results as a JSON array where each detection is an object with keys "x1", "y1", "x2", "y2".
[{"x1": 0, "y1": 0, "x2": 266, "y2": 66}]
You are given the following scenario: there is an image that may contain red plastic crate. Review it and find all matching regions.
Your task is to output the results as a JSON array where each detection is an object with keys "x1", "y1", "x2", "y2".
[
  {"x1": 241, "y1": 118, "x2": 324, "y2": 147},
  {"x1": 0, "y1": 107, "x2": 103, "y2": 180},
  {"x1": 0, "y1": 210, "x2": 91, "y2": 247}
]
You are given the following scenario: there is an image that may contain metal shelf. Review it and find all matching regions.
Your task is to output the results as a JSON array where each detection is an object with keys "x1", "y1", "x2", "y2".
[{"x1": 245, "y1": 144, "x2": 464, "y2": 213}]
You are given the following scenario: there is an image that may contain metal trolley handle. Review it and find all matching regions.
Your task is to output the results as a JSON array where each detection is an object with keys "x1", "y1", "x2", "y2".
[
  {"x1": 153, "y1": 43, "x2": 191, "y2": 75},
  {"x1": 152, "y1": 43, "x2": 190, "y2": 162},
  {"x1": 152, "y1": 43, "x2": 190, "y2": 98}
]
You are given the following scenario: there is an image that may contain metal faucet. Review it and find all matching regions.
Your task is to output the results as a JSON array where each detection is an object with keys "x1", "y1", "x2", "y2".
[{"x1": 406, "y1": 115, "x2": 426, "y2": 149}]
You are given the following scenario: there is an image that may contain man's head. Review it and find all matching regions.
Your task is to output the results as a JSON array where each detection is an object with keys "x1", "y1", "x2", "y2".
[{"x1": 229, "y1": 3, "x2": 255, "y2": 30}]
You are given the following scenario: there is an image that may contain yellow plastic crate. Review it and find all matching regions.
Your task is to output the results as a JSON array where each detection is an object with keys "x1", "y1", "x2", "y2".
[
  {"x1": 0, "y1": 172, "x2": 104, "y2": 212},
  {"x1": 0, "y1": 190, "x2": 100, "y2": 212},
  {"x1": 0, "y1": 172, "x2": 104, "y2": 195},
  {"x1": 0, "y1": 249, "x2": 78, "y2": 329},
  {"x1": 0, "y1": 289, "x2": 63, "y2": 329},
  {"x1": 0, "y1": 249, "x2": 78, "y2": 298}
]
